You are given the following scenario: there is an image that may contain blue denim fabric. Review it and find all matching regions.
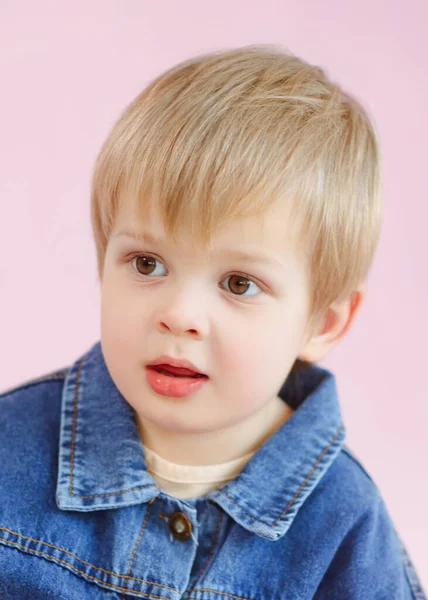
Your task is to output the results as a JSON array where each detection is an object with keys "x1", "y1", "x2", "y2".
[{"x1": 0, "y1": 340, "x2": 425, "y2": 599}]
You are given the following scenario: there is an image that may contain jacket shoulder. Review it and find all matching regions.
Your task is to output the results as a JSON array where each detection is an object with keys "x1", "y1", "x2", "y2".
[
  {"x1": 313, "y1": 442, "x2": 383, "y2": 518},
  {"x1": 312, "y1": 444, "x2": 426, "y2": 599},
  {"x1": 0, "y1": 364, "x2": 69, "y2": 503},
  {"x1": 0, "y1": 365, "x2": 69, "y2": 440},
  {"x1": 0, "y1": 367, "x2": 68, "y2": 400}
]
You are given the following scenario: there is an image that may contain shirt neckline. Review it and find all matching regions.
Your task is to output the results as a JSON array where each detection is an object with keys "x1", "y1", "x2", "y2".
[{"x1": 142, "y1": 443, "x2": 257, "y2": 484}]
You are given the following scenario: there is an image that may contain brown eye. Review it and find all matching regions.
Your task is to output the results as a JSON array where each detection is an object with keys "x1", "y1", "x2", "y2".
[
  {"x1": 133, "y1": 255, "x2": 159, "y2": 276},
  {"x1": 227, "y1": 275, "x2": 251, "y2": 295},
  {"x1": 221, "y1": 273, "x2": 262, "y2": 298}
]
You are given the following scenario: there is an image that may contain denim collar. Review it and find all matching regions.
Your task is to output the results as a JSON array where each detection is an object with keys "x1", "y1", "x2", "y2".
[{"x1": 56, "y1": 341, "x2": 346, "y2": 541}]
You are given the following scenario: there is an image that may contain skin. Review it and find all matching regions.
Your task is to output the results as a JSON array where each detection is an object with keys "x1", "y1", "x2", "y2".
[{"x1": 100, "y1": 200, "x2": 364, "y2": 466}]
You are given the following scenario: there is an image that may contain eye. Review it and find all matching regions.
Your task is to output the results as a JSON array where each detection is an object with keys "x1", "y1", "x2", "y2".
[
  {"x1": 129, "y1": 254, "x2": 262, "y2": 298},
  {"x1": 220, "y1": 274, "x2": 262, "y2": 297},
  {"x1": 131, "y1": 254, "x2": 167, "y2": 277}
]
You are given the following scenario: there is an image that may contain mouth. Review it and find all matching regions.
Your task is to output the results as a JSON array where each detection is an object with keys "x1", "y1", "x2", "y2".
[
  {"x1": 145, "y1": 364, "x2": 208, "y2": 398},
  {"x1": 147, "y1": 365, "x2": 208, "y2": 379}
]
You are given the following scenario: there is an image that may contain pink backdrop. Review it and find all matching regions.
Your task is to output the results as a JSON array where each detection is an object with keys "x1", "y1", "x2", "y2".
[{"x1": 1, "y1": 0, "x2": 427, "y2": 586}]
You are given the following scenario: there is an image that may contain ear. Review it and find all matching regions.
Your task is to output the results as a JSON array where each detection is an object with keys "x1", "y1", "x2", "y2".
[{"x1": 298, "y1": 286, "x2": 366, "y2": 363}]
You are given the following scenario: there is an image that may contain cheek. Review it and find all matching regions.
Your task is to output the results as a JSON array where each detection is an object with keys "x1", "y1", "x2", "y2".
[
  {"x1": 101, "y1": 276, "x2": 135, "y2": 329},
  {"x1": 219, "y1": 318, "x2": 285, "y2": 377},
  {"x1": 218, "y1": 308, "x2": 305, "y2": 387},
  {"x1": 100, "y1": 283, "x2": 138, "y2": 357}
]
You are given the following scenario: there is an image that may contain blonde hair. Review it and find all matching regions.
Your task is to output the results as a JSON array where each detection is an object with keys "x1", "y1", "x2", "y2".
[{"x1": 90, "y1": 44, "x2": 383, "y2": 335}]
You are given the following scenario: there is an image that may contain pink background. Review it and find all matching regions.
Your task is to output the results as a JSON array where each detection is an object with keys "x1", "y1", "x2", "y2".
[{"x1": 1, "y1": 0, "x2": 427, "y2": 586}]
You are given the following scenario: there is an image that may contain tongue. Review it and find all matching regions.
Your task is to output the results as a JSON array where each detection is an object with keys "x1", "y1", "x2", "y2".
[{"x1": 155, "y1": 364, "x2": 200, "y2": 377}]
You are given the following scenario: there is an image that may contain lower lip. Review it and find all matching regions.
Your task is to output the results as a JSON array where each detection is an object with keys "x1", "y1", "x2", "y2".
[{"x1": 145, "y1": 367, "x2": 208, "y2": 398}]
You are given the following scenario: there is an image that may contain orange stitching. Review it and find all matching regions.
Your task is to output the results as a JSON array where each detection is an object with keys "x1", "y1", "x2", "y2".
[
  {"x1": 4, "y1": 533, "x2": 256, "y2": 600},
  {"x1": 273, "y1": 422, "x2": 344, "y2": 525},
  {"x1": 188, "y1": 588, "x2": 254, "y2": 600},
  {"x1": 67, "y1": 357, "x2": 156, "y2": 500},
  {"x1": 70, "y1": 485, "x2": 155, "y2": 500},
  {"x1": 187, "y1": 511, "x2": 223, "y2": 593},
  {"x1": 122, "y1": 497, "x2": 159, "y2": 600},
  {"x1": 218, "y1": 423, "x2": 344, "y2": 528},
  {"x1": 126, "y1": 497, "x2": 156, "y2": 576},
  {"x1": 0, "y1": 526, "x2": 177, "y2": 591},
  {"x1": 219, "y1": 491, "x2": 256, "y2": 521},
  {"x1": 68, "y1": 358, "x2": 83, "y2": 495},
  {"x1": 0, "y1": 538, "x2": 172, "y2": 598}
]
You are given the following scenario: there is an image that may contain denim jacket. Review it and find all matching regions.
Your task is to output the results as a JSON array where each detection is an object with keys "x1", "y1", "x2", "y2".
[{"x1": 0, "y1": 340, "x2": 425, "y2": 599}]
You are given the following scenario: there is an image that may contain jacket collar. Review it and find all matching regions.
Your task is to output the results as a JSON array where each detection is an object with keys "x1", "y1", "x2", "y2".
[{"x1": 56, "y1": 341, "x2": 346, "y2": 541}]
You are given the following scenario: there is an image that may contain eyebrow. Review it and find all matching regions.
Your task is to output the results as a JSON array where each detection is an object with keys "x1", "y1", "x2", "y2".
[{"x1": 114, "y1": 229, "x2": 287, "y2": 270}]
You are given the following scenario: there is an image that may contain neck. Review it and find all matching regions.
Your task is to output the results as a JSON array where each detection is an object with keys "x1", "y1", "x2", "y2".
[{"x1": 136, "y1": 395, "x2": 294, "y2": 466}]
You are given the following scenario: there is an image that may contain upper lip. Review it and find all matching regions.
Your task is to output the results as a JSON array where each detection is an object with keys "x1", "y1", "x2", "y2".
[{"x1": 147, "y1": 355, "x2": 207, "y2": 376}]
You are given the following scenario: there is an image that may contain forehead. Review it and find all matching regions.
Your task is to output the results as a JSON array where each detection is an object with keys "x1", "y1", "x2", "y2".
[{"x1": 112, "y1": 199, "x2": 306, "y2": 260}]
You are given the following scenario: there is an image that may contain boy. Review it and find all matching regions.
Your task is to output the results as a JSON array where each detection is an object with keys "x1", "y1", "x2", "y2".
[{"x1": 0, "y1": 45, "x2": 425, "y2": 598}]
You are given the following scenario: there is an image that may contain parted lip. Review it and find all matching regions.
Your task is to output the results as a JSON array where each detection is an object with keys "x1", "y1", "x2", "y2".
[{"x1": 146, "y1": 355, "x2": 207, "y2": 376}]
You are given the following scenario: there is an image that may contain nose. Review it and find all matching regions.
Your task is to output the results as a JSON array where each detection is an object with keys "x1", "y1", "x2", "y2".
[{"x1": 155, "y1": 285, "x2": 209, "y2": 339}]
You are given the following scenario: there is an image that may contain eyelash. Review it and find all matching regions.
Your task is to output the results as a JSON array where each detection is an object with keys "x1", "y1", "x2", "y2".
[{"x1": 126, "y1": 253, "x2": 264, "y2": 299}]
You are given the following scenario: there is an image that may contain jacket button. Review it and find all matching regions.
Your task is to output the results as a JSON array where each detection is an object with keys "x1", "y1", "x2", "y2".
[{"x1": 169, "y1": 511, "x2": 192, "y2": 541}]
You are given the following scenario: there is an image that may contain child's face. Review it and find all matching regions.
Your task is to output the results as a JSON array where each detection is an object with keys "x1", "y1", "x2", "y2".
[{"x1": 100, "y1": 200, "x2": 313, "y2": 437}]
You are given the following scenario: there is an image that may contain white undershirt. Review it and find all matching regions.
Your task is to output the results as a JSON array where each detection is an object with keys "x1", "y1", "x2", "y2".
[{"x1": 143, "y1": 444, "x2": 256, "y2": 499}]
